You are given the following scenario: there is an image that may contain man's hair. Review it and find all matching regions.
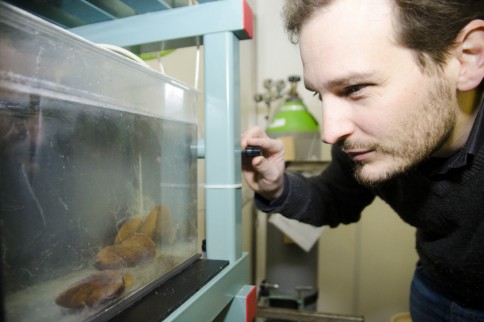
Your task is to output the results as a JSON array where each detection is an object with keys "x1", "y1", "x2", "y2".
[{"x1": 283, "y1": 0, "x2": 484, "y2": 71}]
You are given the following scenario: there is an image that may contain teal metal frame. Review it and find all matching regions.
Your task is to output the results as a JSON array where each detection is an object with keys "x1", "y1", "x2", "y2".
[
  {"x1": 69, "y1": 0, "x2": 253, "y2": 51},
  {"x1": 5, "y1": 0, "x2": 222, "y2": 29},
  {"x1": 203, "y1": 31, "x2": 243, "y2": 263},
  {"x1": 66, "y1": 1, "x2": 254, "y2": 320}
]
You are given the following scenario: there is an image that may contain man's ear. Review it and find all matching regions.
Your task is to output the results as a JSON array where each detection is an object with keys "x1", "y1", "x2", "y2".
[{"x1": 456, "y1": 20, "x2": 484, "y2": 91}]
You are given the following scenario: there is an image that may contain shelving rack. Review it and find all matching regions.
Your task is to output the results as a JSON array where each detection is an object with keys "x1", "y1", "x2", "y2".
[{"x1": 3, "y1": 0, "x2": 255, "y2": 321}]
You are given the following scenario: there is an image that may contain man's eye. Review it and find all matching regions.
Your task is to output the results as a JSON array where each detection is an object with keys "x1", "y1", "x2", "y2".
[{"x1": 341, "y1": 84, "x2": 368, "y2": 97}]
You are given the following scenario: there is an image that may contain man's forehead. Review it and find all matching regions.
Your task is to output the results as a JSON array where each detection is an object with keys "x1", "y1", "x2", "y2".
[
  {"x1": 301, "y1": 0, "x2": 394, "y2": 31},
  {"x1": 299, "y1": 0, "x2": 396, "y2": 66}
]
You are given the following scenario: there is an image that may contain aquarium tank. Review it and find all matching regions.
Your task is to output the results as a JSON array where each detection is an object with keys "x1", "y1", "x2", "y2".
[{"x1": 0, "y1": 3, "x2": 199, "y2": 321}]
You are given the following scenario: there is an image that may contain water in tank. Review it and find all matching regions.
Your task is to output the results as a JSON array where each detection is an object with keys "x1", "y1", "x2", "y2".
[{"x1": 0, "y1": 3, "x2": 199, "y2": 321}]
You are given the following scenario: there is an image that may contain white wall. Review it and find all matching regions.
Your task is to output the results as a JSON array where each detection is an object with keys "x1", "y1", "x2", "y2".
[{"x1": 251, "y1": 0, "x2": 331, "y2": 160}]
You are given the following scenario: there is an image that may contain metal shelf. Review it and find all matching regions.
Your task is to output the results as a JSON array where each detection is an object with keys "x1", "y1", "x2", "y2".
[
  {"x1": 5, "y1": 0, "x2": 252, "y2": 52},
  {"x1": 4, "y1": 0, "x2": 217, "y2": 28}
]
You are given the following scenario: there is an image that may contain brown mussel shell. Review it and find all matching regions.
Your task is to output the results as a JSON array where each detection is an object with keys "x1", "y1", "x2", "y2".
[
  {"x1": 139, "y1": 207, "x2": 158, "y2": 239},
  {"x1": 114, "y1": 217, "x2": 143, "y2": 244},
  {"x1": 95, "y1": 233, "x2": 156, "y2": 270},
  {"x1": 55, "y1": 271, "x2": 125, "y2": 308}
]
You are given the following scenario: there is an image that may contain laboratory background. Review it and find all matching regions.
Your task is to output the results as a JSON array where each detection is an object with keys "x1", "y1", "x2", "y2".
[{"x1": 0, "y1": 0, "x2": 418, "y2": 321}]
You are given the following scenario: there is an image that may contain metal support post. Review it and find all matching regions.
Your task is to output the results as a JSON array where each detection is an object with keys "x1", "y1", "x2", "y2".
[{"x1": 203, "y1": 31, "x2": 243, "y2": 262}]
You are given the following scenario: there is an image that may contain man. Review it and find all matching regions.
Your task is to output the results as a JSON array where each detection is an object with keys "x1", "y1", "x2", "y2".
[{"x1": 241, "y1": 0, "x2": 484, "y2": 320}]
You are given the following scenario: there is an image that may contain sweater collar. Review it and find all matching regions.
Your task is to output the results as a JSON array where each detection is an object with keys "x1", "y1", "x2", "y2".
[{"x1": 425, "y1": 98, "x2": 484, "y2": 176}]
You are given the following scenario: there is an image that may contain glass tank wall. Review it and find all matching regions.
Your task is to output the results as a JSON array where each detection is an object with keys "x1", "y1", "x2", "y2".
[{"x1": 0, "y1": 3, "x2": 199, "y2": 321}]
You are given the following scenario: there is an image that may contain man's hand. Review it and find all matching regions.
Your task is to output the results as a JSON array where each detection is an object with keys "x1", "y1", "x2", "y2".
[{"x1": 241, "y1": 126, "x2": 286, "y2": 201}]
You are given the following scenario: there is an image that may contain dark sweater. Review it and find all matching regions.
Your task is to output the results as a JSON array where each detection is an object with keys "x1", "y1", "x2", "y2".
[{"x1": 256, "y1": 108, "x2": 484, "y2": 310}]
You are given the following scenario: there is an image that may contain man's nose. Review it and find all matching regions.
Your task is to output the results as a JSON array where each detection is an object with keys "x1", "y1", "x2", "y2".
[{"x1": 321, "y1": 99, "x2": 355, "y2": 144}]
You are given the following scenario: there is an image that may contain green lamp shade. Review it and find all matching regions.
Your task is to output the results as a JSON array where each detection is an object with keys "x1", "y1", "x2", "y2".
[{"x1": 267, "y1": 100, "x2": 319, "y2": 135}]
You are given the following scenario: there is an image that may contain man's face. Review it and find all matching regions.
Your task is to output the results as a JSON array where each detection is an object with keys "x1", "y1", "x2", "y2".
[{"x1": 300, "y1": 0, "x2": 458, "y2": 186}]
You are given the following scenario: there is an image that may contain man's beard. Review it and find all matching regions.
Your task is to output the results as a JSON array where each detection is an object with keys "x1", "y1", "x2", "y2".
[{"x1": 347, "y1": 78, "x2": 456, "y2": 188}]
